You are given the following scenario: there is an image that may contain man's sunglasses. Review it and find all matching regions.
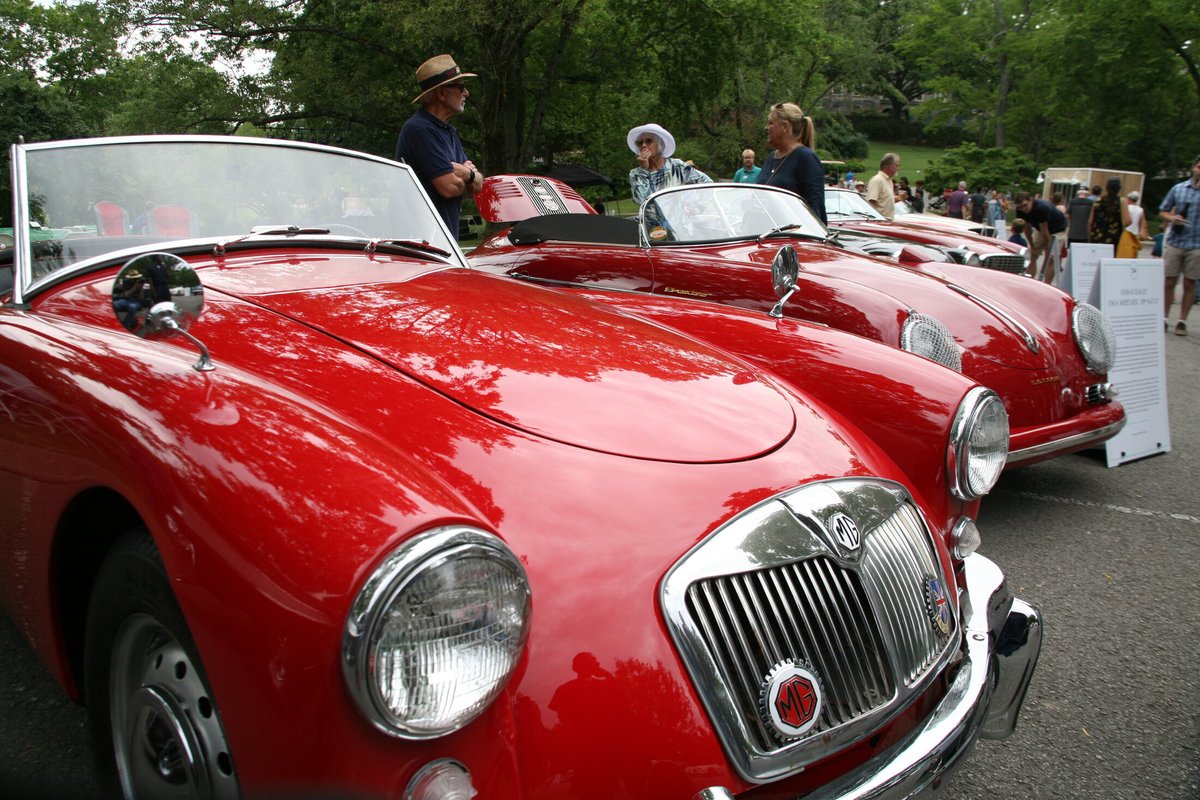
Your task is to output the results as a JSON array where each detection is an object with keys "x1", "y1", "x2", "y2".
[{"x1": 443, "y1": 83, "x2": 467, "y2": 92}]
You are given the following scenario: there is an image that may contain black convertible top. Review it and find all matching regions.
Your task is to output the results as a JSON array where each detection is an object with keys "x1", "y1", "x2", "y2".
[{"x1": 508, "y1": 213, "x2": 639, "y2": 246}]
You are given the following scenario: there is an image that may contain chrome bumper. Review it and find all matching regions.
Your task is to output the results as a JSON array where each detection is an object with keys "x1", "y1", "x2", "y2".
[{"x1": 694, "y1": 554, "x2": 1042, "y2": 800}]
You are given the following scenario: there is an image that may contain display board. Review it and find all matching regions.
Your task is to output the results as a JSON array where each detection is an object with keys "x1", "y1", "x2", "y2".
[
  {"x1": 1062, "y1": 243, "x2": 1113, "y2": 302},
  {"x1": 1094, "y1": 259, "x2": 1170, "y2": 466}
]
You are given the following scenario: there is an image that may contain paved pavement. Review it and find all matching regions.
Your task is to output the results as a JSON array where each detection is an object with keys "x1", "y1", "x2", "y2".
[
  {"x1": 1, "y1": 284, "x2": 1197, "y2": 799},
  {"x1": 945, "y1": 285, "x2": 1200, "y2": 800}
]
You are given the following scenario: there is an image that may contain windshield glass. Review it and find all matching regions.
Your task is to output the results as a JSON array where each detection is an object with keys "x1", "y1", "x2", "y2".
[
  {"x1": 824, "y1": 188, "x2": 888, "y2": 221},
  {"x1": 14, "y1": 137, "x2": 457, "y2": 283},
  {"x1": 640, "y1": 184, "x2": 826, "y2": 244}
]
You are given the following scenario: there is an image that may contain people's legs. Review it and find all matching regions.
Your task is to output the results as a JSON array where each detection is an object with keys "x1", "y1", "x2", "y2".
[
  {"x1": 1181, "y1": 249, "x2": 1200, "y2": 322},
  {"x1": 1164, "y1": 244, "x2": 1182, "y2": 319},
  {"x1": 1027, "y1": 230, "x2": 1046, "y2": 278},
  {"x1": 1043, "y1": 233, "x2": 1063, "y2": 285}
]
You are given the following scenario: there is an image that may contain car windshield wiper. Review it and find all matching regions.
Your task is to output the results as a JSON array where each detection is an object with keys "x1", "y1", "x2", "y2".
[
  {"x1": 367, "y1": 238, "x2": 453, "y2": 259},
  {"x1": 758, "y1": 224, "x2": 828, "y2": 243}
]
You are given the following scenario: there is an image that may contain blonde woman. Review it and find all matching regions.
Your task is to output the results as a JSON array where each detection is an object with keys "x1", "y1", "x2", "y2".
[{"x1": 756, "y1": 102, "x2": 826, "y2": 224}]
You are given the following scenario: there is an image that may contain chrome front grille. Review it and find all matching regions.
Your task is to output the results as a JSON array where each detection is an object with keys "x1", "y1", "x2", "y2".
[
  {"x1": 687, "y1": 557, "x2": 894, "y2": 751},
  {"x1": 662, "y1": 480, "x2": 957, "y2": 783},
  {"x1": 981, "y1": 254, "x2": 1026, "y2": 273}
]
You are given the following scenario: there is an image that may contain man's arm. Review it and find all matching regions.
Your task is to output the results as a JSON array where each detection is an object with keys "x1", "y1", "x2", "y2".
[{"x1": 431, "y1": 160, "x2": 482, "y2": 199}]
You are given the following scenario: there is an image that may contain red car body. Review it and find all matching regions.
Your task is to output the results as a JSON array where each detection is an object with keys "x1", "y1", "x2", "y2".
[
  {"x1": 1, "y1": 137, "x2": 1038, "y2": 800},
  {"x1": 471, "y1": 176, "x2": 1125, "y2": 469}
]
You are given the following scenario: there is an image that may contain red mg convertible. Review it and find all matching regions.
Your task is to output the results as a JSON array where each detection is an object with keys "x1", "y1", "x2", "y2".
[
  {"x1": 471, "y1": 176, "x2": 1125, "y2": 468},
  {"x1": 1, "y1": 136, "x2": 1038, "y2": 800}
]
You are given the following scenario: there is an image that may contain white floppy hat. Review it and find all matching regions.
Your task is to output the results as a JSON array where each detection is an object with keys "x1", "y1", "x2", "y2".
[{"x1": 627, "y1": 124, "x2": 676, "y2": 158}]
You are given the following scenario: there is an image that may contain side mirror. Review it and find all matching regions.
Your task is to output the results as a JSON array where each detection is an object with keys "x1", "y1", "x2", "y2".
[
  {"x1": 770, "y1": 245, "x2": 800, "y2": 318},
  {"x1": 112, "y1": 253, "x2": 213, "y2": 371}
]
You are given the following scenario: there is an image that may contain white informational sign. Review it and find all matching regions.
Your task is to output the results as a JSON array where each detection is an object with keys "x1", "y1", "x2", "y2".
[
  {"x1": 993, "y1": 217, "x2": 1008, "y2": 241},
  {"x1": 1096, "y1": 259, "x2": 1170, "y2": 467},
  {"x1": 1062, "y1": 243, "x2": 1113, "y2": 302}
]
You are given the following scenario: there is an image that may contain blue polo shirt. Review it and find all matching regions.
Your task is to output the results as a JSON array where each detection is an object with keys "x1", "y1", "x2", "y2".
[
  {"x1": 1159, "y1": 178, "x2": 1200, "y2": 250},
  {"x1": 396, "y1": 107, "x2": 468, "y2": 238}
]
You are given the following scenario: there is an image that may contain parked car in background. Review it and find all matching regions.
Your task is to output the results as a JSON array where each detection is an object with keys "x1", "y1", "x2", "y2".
[
  {"x1": 825, "y1": 187, "x2": 1022, "y2": 272},
  {"x1": 1, "y1": 136, "x2": 1038, "y2": 800},
  {"x1": 893, "y1": 197, "x2": 997, "y2": 237},
  {"x1": 472, "y1": 177, "x2": 1125, "y2": 469}
]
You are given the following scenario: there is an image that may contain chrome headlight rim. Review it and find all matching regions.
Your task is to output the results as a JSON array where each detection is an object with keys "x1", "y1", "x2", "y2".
[
  {"x1": 343, "y1": 526, "x2": 532, "y2": 740},
  {"x1": 901, "y1": 312, "x2": 963, "y2": 372},
  {"x1": 947, "y1": 387, "x2": 1009, "y2": 500},
  {"x1": 1072, "y1": 302, "x2": 1117, "y2": 374}
]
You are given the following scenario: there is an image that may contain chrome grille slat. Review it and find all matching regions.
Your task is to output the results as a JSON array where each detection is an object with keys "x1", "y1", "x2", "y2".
[
  {"x1": 663, "y1": 479, "x2": 958, "y2": 782},
  {"x1": 981, "y1": 254, "x2": 1026, "y2": 273},
  {"x1": 806, "y1": 559, "x2": 869, "y2": 722},
  {"x1": 826, "y1": 563, "x2": 890, "y2": 711}
]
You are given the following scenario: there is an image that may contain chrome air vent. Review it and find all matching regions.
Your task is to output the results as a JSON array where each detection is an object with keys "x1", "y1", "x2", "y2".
[
  {"x1": 515, "y1": 176, "x2": 573, "y2": 216},
  {"x1": 980, "y1": 254, "x2": 1027, "y2": 274},
  {"x1": 661, "y1": 479, "x2": 958, "y2": 783}
]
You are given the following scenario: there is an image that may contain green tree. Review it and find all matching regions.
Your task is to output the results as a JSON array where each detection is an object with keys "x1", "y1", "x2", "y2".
[{"x1": 923, "y1": 143, "x2": 1037, "y2": 194}]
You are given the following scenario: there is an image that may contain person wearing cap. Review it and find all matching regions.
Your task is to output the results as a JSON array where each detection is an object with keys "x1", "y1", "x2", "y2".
[
  {"x1": 756, "y1": 102, "x2": 826, "y2": 225},
  {"x1": 395, "y1": 54, "x2": 482, "y2": 239},
  {"x1": 626, "y1": 123, "x2": 711, "y2": 205}
]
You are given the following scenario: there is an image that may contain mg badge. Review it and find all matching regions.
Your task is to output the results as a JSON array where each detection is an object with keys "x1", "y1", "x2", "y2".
[
  {"x1": 923, "y1": 575, "x2": 951, "y2": 635},
  {"x1": 829, "y1": 512, "x2": 861, "y2": 552},
  {"x1": 761, "y1": 660, "x2": 823, "y2": 740}
]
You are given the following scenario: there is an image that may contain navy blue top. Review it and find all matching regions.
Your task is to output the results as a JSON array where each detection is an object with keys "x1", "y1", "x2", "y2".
[
  {"x1": 757, "y1": 146, "x2": 827, "y2": 225},
  {"x1": 1017, "y1": 198, "x2": 1067, "y2": 235},
  {"x1": 396, "y1": 107, "x2": 468, "y2": 238}
]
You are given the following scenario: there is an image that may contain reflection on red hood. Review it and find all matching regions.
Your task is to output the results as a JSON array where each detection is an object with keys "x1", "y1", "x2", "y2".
[{"x1": 205, "y1": 259, "x2": 796, "y2": 463}]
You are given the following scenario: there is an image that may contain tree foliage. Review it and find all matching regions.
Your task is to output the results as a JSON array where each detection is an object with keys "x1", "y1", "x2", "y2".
[{"x1": 3, "y1": 0, "x2": 1198, "y2": 196}]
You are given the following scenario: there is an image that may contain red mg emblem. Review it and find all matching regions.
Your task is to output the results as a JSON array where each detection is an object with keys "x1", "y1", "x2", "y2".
[{"x1": 762, "y1": 661, "x2": 823, "y2": 739}]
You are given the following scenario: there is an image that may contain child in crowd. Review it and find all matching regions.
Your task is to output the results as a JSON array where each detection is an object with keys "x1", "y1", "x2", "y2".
[{"x1": 1008, "y1": 218, "x2": 1028, "y2": 247}]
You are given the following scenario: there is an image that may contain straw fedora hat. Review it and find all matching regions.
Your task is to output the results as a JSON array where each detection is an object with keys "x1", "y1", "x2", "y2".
[
  {"x1": 412, "y1": 54, "x2": 477, "y2": 103},
  {"x1": 626, "y1": 124, "x2": 676, "y2": 158}
]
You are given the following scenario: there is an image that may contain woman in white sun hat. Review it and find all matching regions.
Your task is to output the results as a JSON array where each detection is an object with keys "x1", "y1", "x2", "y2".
[{"x1": 626, "y1": 123, "x2": 711, "y2": 204}]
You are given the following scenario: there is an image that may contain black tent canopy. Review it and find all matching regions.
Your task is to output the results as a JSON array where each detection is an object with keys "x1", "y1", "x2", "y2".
[{"x1": 545, "y1": 164, "x2": 613, "y2": 188}]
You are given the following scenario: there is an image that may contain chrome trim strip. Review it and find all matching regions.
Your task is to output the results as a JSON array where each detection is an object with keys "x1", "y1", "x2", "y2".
[
  {"x1": 9, "y1": 143, "x2": 32, "y2": 306},
  {"x1": 1007, "y1": 416, "x2": 1127, "y2": 465},
  {"x1": 947, "y1": 283, "x2": 1039, "y2": 354}
]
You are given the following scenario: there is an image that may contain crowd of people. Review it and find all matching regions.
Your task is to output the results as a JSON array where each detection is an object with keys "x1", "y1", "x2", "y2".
[{"x1": 393, "y1": 55, "x2": 1197, "y2": 337}]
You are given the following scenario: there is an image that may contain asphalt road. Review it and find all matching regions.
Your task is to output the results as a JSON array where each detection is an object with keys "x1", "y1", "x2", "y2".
[{"x1": 1, "y1": 328, "x2": 1197, "y2": 800}]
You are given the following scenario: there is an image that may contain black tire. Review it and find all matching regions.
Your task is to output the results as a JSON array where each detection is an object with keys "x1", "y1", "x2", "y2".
[{"x1": 84, "y1": 530, "x2": 239, "y2": 800}]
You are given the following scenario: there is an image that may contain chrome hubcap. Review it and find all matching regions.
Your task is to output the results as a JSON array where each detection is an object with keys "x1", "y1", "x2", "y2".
[{"x1": 110, "y1": 614, "x2": 236, "y2": 800}]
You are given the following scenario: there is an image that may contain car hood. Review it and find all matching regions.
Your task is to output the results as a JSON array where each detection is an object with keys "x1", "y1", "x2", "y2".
[
  {"x1": 832, "y1": 218, "x2": 1017, "y2": 255},
  {"x1": 202, "y1": 258, "x2": 797, "y2": 463},
  {"x1": 715, "y1": 240, "x2": 1052, "y2": 370}
]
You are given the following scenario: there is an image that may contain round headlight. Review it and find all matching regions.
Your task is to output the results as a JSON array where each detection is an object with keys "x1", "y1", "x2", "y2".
[
  {"x1": 343, "y1": 527, "x2": 531, "y2": 739},
  {"x1": 901, "y1": 312, "x2": 963, "y2": 372},
  {"x1": 1072, "y1": 302, "x2": 1117, "y2": 373},
  {"x1": 947, "y1": 387, "x2": 1009, "y2": 500}
]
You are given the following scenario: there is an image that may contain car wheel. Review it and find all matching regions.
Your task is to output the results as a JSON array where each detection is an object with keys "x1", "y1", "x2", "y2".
[{"x1": 85, "y1": 530, "x2": 239, "y2": 800}]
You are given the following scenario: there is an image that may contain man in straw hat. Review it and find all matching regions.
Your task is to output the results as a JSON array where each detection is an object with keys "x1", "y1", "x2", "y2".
[{"x1": 395, "y1": 54, "x2": 483, "y2": 239}]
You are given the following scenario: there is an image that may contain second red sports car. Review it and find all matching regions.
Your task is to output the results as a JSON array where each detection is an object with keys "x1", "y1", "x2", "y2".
[{"x1": 471, "y1": 177, "x2": 1125, "y2": 468}]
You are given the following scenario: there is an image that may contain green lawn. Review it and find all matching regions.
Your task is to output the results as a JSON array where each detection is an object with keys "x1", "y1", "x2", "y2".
[{"x1": 864, "y1": 141, "x2": 951, "y2": 185}]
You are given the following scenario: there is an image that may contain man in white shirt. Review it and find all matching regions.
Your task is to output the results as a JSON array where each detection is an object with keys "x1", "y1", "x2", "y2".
[{"x1": 866, "y1": 153, "x2": 901, "y2": 220}]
